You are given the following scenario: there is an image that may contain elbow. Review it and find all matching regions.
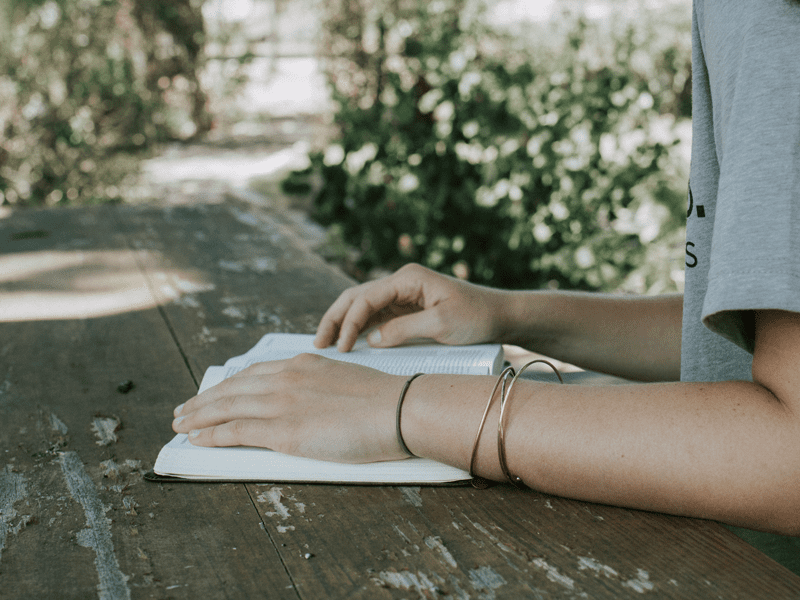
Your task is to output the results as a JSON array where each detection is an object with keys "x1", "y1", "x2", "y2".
[
  {"x1": 769, "y1": 489, "x2": 800, "y2": 537},
  {"x1": 730, "y1": 428, "x2": 800, "y2": 537},
  {"x1": 753, "y1": 458, "x2": 800, "y2": 537},
  {"x1": 763, "y1": 502, "x2": 800, "y2": 537}
]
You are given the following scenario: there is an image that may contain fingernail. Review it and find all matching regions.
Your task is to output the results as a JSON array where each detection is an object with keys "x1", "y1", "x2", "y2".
[
  {"x1": 174, "y1": 403, "x2": 185, "y2": 416},
  {"x1": 368, "y1": 329, "x2": 382, "y2": 345},
  {"x1": 173, "y1": 415, "x2": 185, "y2": 427},
  {"x1": 188, "y1": 429, "x2": 200, "y2": 439}
]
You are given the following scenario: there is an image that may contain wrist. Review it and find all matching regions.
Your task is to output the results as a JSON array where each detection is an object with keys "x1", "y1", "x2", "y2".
[
  {"x1": 493, "y1": 290, "x2": 550, "y2": 346},
  {"x1": 395, "y1": 373, "x2": 424, "y2": 457},
  {"x1": 400, "y1": 374, "x2": 506, "y2": 480}
]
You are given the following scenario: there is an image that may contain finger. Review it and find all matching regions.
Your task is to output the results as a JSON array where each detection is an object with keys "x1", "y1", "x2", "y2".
[
  {"x1": 174, "y1": 360, "x2": 291, "y2": 418},
  {"x1": 368, "y1": 306, "x2": 445, "y2": 347},
  {"x1": 229, "y1": 360, "x2": 287, "y2": 378},
  {"x1": 317, "y1": 266, "x2": 431, "y2": 351},
  {"x1": 336, "y1": 281, "x2": 422, "y2": 351},
  {"x1": 173, "y1": 392, "x2": 280, "y2": 433},
  {"x1": 186, "y1": 419, "x2": 274, "y2": 449},
  {"x1": 314, "y1": 287, "x2": 359, "y2": 348}
]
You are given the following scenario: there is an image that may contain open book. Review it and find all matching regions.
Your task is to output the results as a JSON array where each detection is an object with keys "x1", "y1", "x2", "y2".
[{"x1": 150, "y1": 333, "x2": 504, "y2": 485}]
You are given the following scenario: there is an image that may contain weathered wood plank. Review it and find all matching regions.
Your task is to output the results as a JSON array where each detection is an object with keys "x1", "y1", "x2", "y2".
[
  {"x1": 0, "y1": 205, "x2": 298, "y2": 599},
  {"x1": 3, "y1": 202, "x2": 800, "y2": 599},
  {"x1": 242, "y1": 482, "x2": 800, "y2": 599},
  {"x1": 117, "y1": 201, "x2": 800, "y2": 598},
  {"x1": 115, "y1": 199, "x2": 354, "y2": 375}
]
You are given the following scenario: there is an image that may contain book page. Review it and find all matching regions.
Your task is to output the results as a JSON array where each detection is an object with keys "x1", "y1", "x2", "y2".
[
  {"x1": 154, "y1": 434, "x2": 470, "y2": 483},
  {"x1": 221, "y1": 333, "x2": 503, "y2": 378},
  {"x1": 155, "y1": 335, "x2": 491, "y2": 484}
]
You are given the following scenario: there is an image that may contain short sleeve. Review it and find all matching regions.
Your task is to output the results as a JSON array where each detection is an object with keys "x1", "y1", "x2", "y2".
[{"x1": 699, "y1": 3, "x2": 800, "y2": 353}]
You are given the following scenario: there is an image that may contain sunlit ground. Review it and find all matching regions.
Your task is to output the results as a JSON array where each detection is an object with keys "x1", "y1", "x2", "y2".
[{"x1": 0, "y1": 247, "x2": 213, "y2": 323}]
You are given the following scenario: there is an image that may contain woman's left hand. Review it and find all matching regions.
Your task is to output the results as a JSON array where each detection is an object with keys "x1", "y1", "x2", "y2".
[{"x1": 171, "y1": 353, "x2": 408, "y2": 464}]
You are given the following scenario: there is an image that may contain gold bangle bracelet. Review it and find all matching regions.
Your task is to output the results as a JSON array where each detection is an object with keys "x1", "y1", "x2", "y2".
[
  {"x1": 469, "y1": 365, "x2": 516, "y2": 489},
  {"x1": 498, "y1": 359, "x2": 564, "y2": 489}
]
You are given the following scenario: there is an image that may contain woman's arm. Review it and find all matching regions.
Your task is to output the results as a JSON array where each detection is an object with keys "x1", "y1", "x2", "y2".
[
  {"x1": 498, "y1": 290, "x2": 683, "y2": 381},
  {"x1": 401, "y1": 309, "x2": 800, "y2": 535},
  {"x1": 173, "y1": 309, "x2": 800, "y2": 535},
  {"x1": 314, "y1": 263, "x2": 682, "y2": 382}
]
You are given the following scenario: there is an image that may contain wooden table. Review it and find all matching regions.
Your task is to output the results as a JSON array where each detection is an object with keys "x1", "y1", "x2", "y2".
[{"x1": 1, "y1": 200, "x2": 799, "y2": 600}]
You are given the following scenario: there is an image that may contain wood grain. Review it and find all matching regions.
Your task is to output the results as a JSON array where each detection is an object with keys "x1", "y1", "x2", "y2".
[
  {"x1": 2, "y1": 202, "x2": 799, "y2": 599},
  {"x1": 0, "y1": 205, "x2": 297, "y2": 599}
]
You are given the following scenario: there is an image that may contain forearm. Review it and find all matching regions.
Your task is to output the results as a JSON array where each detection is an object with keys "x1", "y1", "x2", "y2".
[
  {"x1": 494, "y1": 290, "x2": 683, "y2": 381},
  {"x1": 401, "y1": 374, "x2": 800, "y2": 535}
]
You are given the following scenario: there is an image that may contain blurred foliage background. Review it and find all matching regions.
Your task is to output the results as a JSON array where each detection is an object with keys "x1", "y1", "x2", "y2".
[
  {"x1": 1, "y1": 0, "x2": 692, "y2": 294},
  {"x1": 306, "y1": 0, "x2": 691, "y2": 293},
  {"x1": 0, "y1": 0, "x2": 244, "y2": 206}
]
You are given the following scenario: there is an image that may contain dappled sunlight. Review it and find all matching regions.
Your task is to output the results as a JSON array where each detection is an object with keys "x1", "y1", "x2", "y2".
[
  {"x1": 141, "y1": 140, "x2": 311, "y2": 187},
  {"x1": 0, "y1": 249, "x2": 213, "y2": 322}
]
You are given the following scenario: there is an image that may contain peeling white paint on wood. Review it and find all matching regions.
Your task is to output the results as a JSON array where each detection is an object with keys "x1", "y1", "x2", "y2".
[
  {"x1": 122, "y1": 497, "x2": 138, "y2": 516},
  {"x1": 197, "y1": 326, "x2": 218, "y2": 344},
  {"x1": 49, "y1": 413, "x2": 69, "y2": 434},
  {"x1": 444, "y1": 574, "x2": 472, "y2": 600},
  {"x1": 257, "y1": 487, "x2": 291, "y2": 519},
  {"x1": 532, "y1": 558, "x2": 576, "y2": 590},
  {"x1": 466, "y1": 517, "x2": 516, "y2": 555},
  {"x1": 92, "y1": 417, "x2": 121, "y2": 446},
  {"x1": 424, "y1": 536, "x2": 458, "y2": 568},
  {"x1": 393, "y1": 524, "x2": 412, "y2": 544},
  {"x1": 100, "y1": 460, "x2": 120, "y2": 480},
  {"x1": 622, "y1": 569, "x2": 655, "y2": 593},
  {"x1": 60, "y1": 451, "x2": 131, "y2": 600},
  {"x1": 468, "y1": 565, "x2": 506, "y2": 598},
  {"x1": 0, "y1": 465, "x2": 27, "y2": 562},
  {"x1": 374, "y1": 570, "x2": 439, "y2": 596},
  {"x1": 222, "y1": 306, "x2": 246, "y2": 320},
  {"x1": 577, "y1": 556, "x2": 619, "y2": 579},
  {"x1": 400, "y1": 486, "x2": 423, "y2": 507}
]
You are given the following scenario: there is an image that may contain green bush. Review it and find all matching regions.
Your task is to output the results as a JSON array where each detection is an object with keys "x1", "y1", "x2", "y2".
[
  {"x1": 0, "y1": 0, "x2": 211, "y2": 206},
  {"x1": 306, "y1": 1, "x2": 691, "y2": 292}
]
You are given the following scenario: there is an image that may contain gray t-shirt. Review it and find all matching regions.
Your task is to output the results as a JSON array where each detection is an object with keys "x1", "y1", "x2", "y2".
[
  {"x1": 682, "y1": 0, "x2": 800, "y2": 573},
  {"x1": 682, "y1": 0, "x2": 800, "y2": 382}
]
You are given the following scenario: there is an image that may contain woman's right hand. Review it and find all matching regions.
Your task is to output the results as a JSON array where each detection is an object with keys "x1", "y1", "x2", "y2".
[{"x1": 314, "y1": 263, "x2": 511, "y2": 352}]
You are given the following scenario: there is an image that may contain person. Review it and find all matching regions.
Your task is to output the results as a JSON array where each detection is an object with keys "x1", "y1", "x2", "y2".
[{"x1": 172, "y1": 0, "x2": 800, "y2": 571}]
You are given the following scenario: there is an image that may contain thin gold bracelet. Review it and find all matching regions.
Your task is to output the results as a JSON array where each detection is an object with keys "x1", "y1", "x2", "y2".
[
  {"x1": 396, "y1": 373, "x2": 424, "y2": 457},
  {"x1": 498, "y1": 360, "x2": 564, "y2": 489},
  {"x1": 469, "y1": 366, "x2": 516, "y2": 489}
]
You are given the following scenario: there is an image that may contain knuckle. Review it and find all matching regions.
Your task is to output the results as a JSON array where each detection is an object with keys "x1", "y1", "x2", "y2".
[
  {"x1": 219, "y1": 395, "x2": 238, "y2": 413},
  {"x1": 427, "y1": 307, "x2": 448, "y2": 336},
  {"x1": 230, "y1": 419, "x2": 248, "y2": 438},
  {"x1": 399, "y1": 263, "x2": 426, "y2": 277},
  {"x1": 204, "y1": 426, "x2": 221, "y2": 445},
  {"x1": 274, "y1": 360, "x2": 313, "y2": 388},
  {"x1": 338, "y1": 286, "x2": 362, "y2": 305},
  {"x1": 290, "y1": 352, "x2": 321, "y2": 368}
]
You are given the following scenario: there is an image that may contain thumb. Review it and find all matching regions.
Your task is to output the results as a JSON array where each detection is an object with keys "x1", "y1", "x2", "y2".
[{"x1": 367, "y1": 310, "x2": 441, "y2": 348}]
